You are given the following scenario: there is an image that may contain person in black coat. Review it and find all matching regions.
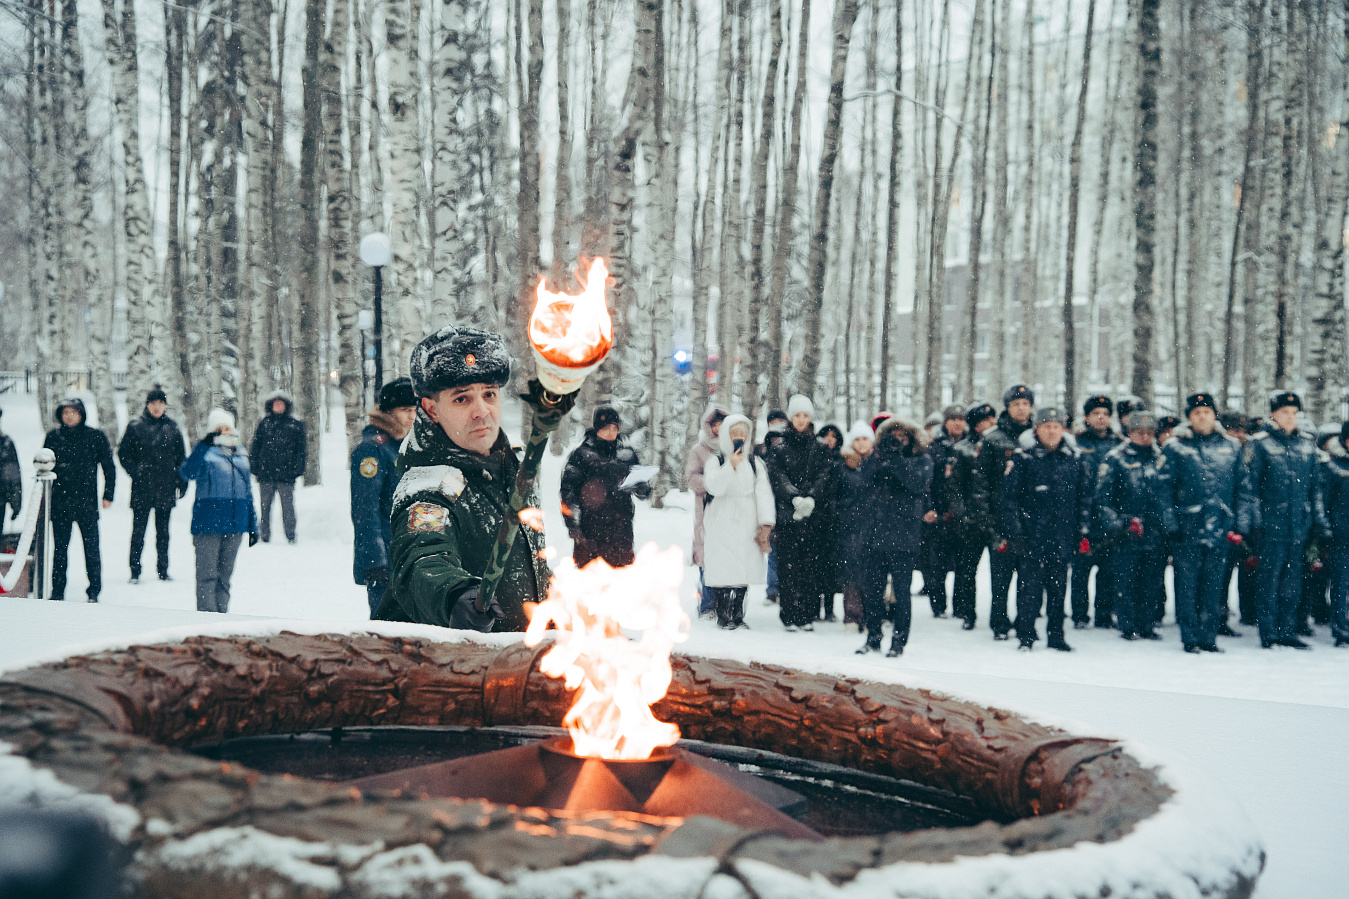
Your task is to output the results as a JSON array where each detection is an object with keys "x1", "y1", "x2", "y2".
[
  {"x1": 250, "y1": 391, "x2": 307, "y2": 543},
  {"x1": 350, "y1": 378, "x2": 417, "y2": 614},
  {"x1": 946, "y1": 404, "x2": 999, "y2": 628},
  {"x1": 1002, "y1": 406, "x2": 1091, "y2": 651},
  {"x1": 856, "y1": 418, "x2": 934, "y2": 656},
  {"x1": 560, "y1": 406, "x2": 650, "y2": 569},
  {"x1": 42, "y1": 397, "x2": 115, "y2": 601},
  {"x1": 919, "y1": 406, "x2": 966, "y2": 619},
  {"x1": 117, "y1": 386, "x2": 187, "y2": 582},
  {"x1": 829, "y1": 420, "x2": 877, "y2": 628},
  {"x1": 766, "y1": 395, "x2": 833, "y2": 631},
  {"x1": 973, "y1": 385, "x2": 1036, "y2": 639},
  {"x1": 0, "y1": 408, "x2": 21, "y2": 529},
  {"x1": 1072, "y1": 395, "x2": 1122, "y2": 629}
]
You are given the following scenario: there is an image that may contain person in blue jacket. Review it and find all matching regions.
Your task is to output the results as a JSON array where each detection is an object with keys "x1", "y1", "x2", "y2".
[
  {"x1": 1001, "y1": 407, "x2": 1092, "y2": 651},
  {"x1": 179, "y1": 409, "x2": 258, "y2": 613},
  {"x1": 1161, "y1": 393, "x2": 1246, "y2": 653},
  {"x1": 855, "y1": 417, "x2": 934, "y2": 657},
  {"x1": 1094, "y1": 411, "x2": 1170, "y2": 642},
  {"x1": 1319, "y1": 421, "x2": 1349, "y2": 647},
  {"x1": 351, "y1": 378, "x2": 418, "y2": 615},
  {"x1": 1237, "y1": 391, "x2": 1330, "y2": 649}
]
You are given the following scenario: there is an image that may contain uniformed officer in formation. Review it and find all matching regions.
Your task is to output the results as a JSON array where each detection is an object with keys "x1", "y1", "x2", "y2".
[
  {"x1": 922, "y1": 405, "x2": 967, "y2": 619},
  {"x1": 1072, "y1": 395, "x2": 1122, "y2": 629},
  {"x1": 945, "y1": 403, "x2": 999, "y2": 629},
  {"x1": 976, "y1": 385, "x2": 1036, "y2": 640},
  {"x1": 1237, "y1": 391, "x2": 1329, "y2": 649},
  {"x1": 350, "y1": 378, "x2": 418, "y2": 615}
]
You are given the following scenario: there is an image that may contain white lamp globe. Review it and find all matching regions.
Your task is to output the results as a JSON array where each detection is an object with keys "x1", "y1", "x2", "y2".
[{"x1": 359, "y1": 232, "x2": 392, "y2": 267}]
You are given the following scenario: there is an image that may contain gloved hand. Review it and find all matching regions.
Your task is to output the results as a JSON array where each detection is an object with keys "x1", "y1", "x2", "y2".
[
  {"x1": 203, "y1": 433, "x2": 217, "y2": 446},
  {"x1": 1128, "y1": 518, "x2": 1144, "y2": 538},
  {"x1": 448, "y1": 586, "x2": 504, "y2": 632},
  {"x1": 1226, "y1": 531, "x2": 1243, "y2": 545},
  {"x1": 9, "y1": 504, "x2": 19, "y2": 520},
  {"x1": 791, "y1": 496, "x2": 815, "y2": 521},
  {"x1": 995, "y1": 539, "x2": 1010, "y2": 553},
  {"x1": 364, "y1": 566, "x2": 390, "y2": 587},
  {"x1": 248, "y1": 531, "x2": 260, "y2": 547},
  {"x1": 943, "y1": 511, "x2": 955, "y2": 523},
  {"x1": 1078, "y1": 537, "x2": 1092, "y2": 555}
]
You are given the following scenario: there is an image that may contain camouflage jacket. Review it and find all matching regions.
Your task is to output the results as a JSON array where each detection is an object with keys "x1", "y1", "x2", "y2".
[{"x1": 373, "y1": 413, "x2": 550, "y2": 631}]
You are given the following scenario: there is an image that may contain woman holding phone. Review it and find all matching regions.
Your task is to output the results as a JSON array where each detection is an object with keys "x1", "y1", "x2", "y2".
[{"x1": 702, "y1": 414, "x2": 776, "y2": 629}]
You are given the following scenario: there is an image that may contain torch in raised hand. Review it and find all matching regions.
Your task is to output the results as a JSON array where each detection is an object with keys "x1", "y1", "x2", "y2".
[{"x1": 465, "y1": 259, "x2": 613, "y2": 627}]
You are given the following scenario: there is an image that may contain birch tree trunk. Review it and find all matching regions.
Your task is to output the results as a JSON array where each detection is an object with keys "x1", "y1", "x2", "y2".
[
  {"x1": 101, "y1": 0, "x2": 160, "y2": 403},
  {"x1": 958, "y1": 0, "x2": 994, "y2": 404},
  {"x1": 1131, "y1": 0, "x2": 1161, "y2": 405},
  {"x1": 514, "y1": 0, "x2": 544, "y2": 359},
  {"x1": 327, "y1": 0, "x2": 363, "y2": 444},
  {"x1": 1061, "y1": 0, "x2": 1097, "y2": 415},
  {"x1": 1086, "y1": 0, "x2": 1122, "y2": 392},
  {"x1": 1017, "y1": 0, "x2": 1037, "y2": 384},
  {"x1": 296, "y1": 0, "x2": 325, "y2": 484},
  {"x1": 987, "y1": 0, "x2": 1012, "y2": 398},
  {"x1": 386, "y1": 0, "x2": 427, "y2": 377},
  {"x1": 164, "y1": 4, "x2": 198, "y2": 438},
  {"x1": 879, "y1": 0, "x2": 904, "y2": 410},
  {"x1": 799, "y1": 0, "x2": 860, "y2": 398},
  {"x1": 23, "y1": 15, "x2": 51, "y2": 421},
  {"x1": 1273, "y1": 0, "x2": 1305, "y2": 385},
  {"x1": 551, "y1": 0, "x2": 575, "y2": 283},
  {"x1": 433, "y1": 0, "x2": 474, "y2": 318},
  {"x1": 715, "y1": 0, "x2": 749, "y2": 406}
]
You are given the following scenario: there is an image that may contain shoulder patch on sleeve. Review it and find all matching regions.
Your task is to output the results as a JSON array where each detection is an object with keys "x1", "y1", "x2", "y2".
[
  {"x1": 1098, "y1": 461, "x2": 1111, "y2": 480},
  {"x1": 359, "y1": 457, "x2": 379, "y2": 478},
  {"x1": 394, "y1": 464, "x2": 467, "y2": 508},
  {"x1": 407, "y1": 502, "x2": 449, "y2": 533}
]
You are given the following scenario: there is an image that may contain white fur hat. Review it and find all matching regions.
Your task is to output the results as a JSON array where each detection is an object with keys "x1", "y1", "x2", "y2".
[
  {"x1": 845, "y1": 419, "x2": 875, "y2": 448},
  {"x1": 786, "y1": 394, "x2": 814, "y2": 419},
  {"x1": 205, "y1": 408, "x2": 235, "y2": 436}
]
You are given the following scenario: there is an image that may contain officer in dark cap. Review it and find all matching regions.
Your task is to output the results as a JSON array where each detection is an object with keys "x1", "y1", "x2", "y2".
[
  {"x1": 374, "y1": 327, "x2": 550, "y2": 631},
  {"x1": 971, "y1": 385, "x2": 1036, "y2": 639},
  {"x1": 945, "y1": 403, "x2": 999, "y2": 628},
  {"x1": 1116, "y1": 396, "x2": 1145, "y2": 432},
  {"x1": 1156, "y1": 415, "x2": 1181, "y2": 445},
  {"x1": 1001, "y1": 406, "x2": 1091, "y2": 651},
  {"x1": 351, "y1": 377, "x2": 418, "y2": 615},
  {"x1": 1217, "y1": 410, "x2": 1256, "y2": 632},
  {"x1": 1072, "y1": 394, "x2": 1121, "y2": 629},
  {"x1": 1237, "y1": 391, "x2": 1330, "y2": 649},
  {"x1": 920, "y1": 404, "x2": 968, "y2": 618}
]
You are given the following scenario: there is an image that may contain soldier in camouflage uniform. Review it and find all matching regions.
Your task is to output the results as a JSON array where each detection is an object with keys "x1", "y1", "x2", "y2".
[{"x1": 374, "y1": 327, "x2": 550, "y2": 631}]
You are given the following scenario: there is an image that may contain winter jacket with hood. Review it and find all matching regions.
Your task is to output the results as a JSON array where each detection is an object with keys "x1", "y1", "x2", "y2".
[
  {"x1": 927, "y1": 426, "x2": 964, "y2": 517},
  {"x1": 349, "y1": 410, "x2": 408, "y2": 584},
  {"x1": 43, "y1": 398, "x2": 115, "y2": 519},
  {"x1": 685, "y1": 406, "x2": 728, "y2": 567},
  {"x1": 859, "y1": 418, "x2": 934, "y2": 556},
  {"x1": 702, "y1": 414, "x2": 775, "y2": 587},
  {"x1": 1001, "y1": 431, "x2": 1091, "y2": 558},
  {"x1": 179, "y1": 437, "x2": 257, "y2": 535},
  {"x1": 766, "y1": 424, "x2": 833, "y2": 530},
  {"x1": 375, "y1": 412, "x2": 550, "y2": 632},
  {"x1": 118, "y1": 409, "x2": 187, "y2": 506},
  {"x1": 1093, "y1": 440, "x2": 1171, "y2": 551},
  {"x1": 1160, "y1": 422, "x2": 1243, "y2": 547},
  {"x1": 1237, "y1": 426, "x2": 1329, "y2": 544},
  {"x1": 250, "y1": 392, "x2": 308, "y2": 482},
  {"x1": 560, "y1": 430, "x2": 648, "y2": 537},
  {"x1": 972, "y1": 410, "x2": 1034, "y2": 542},
  {"x1": 947, "y1": 432, "x2": 994, "y2": 540}
]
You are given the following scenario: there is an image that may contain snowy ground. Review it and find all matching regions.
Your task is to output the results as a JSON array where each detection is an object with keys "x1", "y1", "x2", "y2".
[{"x1": 1, "y1": 390, "x2": 1345, "y2": 897}]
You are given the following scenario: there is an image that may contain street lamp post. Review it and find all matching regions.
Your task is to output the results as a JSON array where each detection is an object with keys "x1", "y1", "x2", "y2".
[{"x1": 358, "y1": 232, "x2": 392, "y2": 390}]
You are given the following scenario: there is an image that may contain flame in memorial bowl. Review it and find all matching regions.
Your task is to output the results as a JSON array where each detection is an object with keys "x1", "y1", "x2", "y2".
[
  {"x1": 528, "y1": 257, "x2": 614, "y2": 367},
  {"x1": 524, "y1": 543, "x2": 689, "y2": 760}
]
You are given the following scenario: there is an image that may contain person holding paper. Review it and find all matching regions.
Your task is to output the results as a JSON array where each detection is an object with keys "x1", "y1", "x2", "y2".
[{"x1": 560, "y1": 406, "x2": 650, "y2": 569}]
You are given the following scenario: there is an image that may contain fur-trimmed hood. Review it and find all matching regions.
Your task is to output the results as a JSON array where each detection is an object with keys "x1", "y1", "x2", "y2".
[
  {"x1": 875, "y1": 417, "x2": 930, "y2": 454},
  {"x1": 262, "y1": 390, "x2": 296, "y2": 417},
  {"x1": 1018, "y1": 427, "x2": 1079, "y2": 451},
  {"x1": 368, "y1": 408, "x2": 411, "y2": 441},
  {"x1": 718, "y1": 414, "x2": 755, "y2": 458},
  {"x1": 1169, "y1": 421, "x2": 1228, "y2": 441}
]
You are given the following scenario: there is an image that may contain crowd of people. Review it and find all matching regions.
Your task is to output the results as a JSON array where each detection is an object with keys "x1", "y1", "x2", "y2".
[
  {"x1": 1, "y1": 388, "x2": 309, "y2": 614},
  {"x1": 685, "y1": 386, "x2": 1349, "y2": 656}
]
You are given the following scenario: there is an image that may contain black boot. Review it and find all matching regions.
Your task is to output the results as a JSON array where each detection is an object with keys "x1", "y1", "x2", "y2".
[
  {"x1": 730, "y1": 589, "x2": 748, "y2": 629},
  {"x1": 886, "y1": 637, "x2": 904, "y2": 658},
  {"x1": 1217, "y1": 622, "x2": 1241, "y2": 638},
  {"x1": 1047, "y1": 635, "x2": 1073, "y2": 652},
  {"x1": 714, "y1": 590, "x2": 732, "y2": 629},
  {"x1": 856, "y1": 635, "x2": 883, "y2": 654}
]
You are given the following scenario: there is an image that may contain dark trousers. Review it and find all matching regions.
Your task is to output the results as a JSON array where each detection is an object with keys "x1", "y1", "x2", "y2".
[
  {"x1": 862, "y1": 546, "x2": 917, "y2": 648},
  {"x1": 367, "y1": 580, "x2": 388, "y2": 617},
  {"x1": 712, "y1": 586, "x2": 747, "y2": 628},
  {"x1": 1255, "y1": 540, "x2": 1306, "y2": 643},
  {"x1": 950, "y1": 536, "x2": 985, "y2": 624},
  {"x1": 258, "y1": 480, "x2": 296, "y2": 541},
  {"x1": 777, "y1": 525, "x2": 824, "y2": 628},
  {"x1": 130, "y1": 499, "x2": 174, "y2": 578},
  {"x1": 1225, "y1": 549, "x2": 1259, "y2": 624},
  {"x1": 1172, "y1": 543, "x2": 1229, "y2": 646},
  {"x1": 1111, "y1": 545, "x2": 1167, "y2": 636},
  {"x1": 1070, "y1": 548, "x2": 1113, "y2": 625},
  {"x1": 988, "y1": 545, "x2": 1021, "y2": 634},
  {"x1": 1015, "y1": 552, "x2": 1069, "y2": 643},
  {"x1": 51, "y1": 514, "x2": 101, "y2": 600},
  {"x1": 572, "y1": 518, "x2": 636, "y2": 569},
  {"x1": 921, "y1": 522, "x2": 949, "y2": 615},
  {"x1": 1328, "y1": 539, "x2": 1349, "y2": 642}
]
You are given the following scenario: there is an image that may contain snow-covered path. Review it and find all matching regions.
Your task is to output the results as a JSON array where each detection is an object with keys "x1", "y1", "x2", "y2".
[{"x1": 1, "y1": 391, "x2": 1345, "y2": 896}]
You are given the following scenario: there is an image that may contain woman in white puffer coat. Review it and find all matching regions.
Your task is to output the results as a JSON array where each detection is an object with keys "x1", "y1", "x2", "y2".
[{"x1": 702, "y1": 414, "x2": 776, "y2": 628}]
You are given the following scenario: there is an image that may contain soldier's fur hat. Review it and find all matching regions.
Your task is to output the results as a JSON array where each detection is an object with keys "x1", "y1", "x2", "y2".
[{"x1": 410, "y1": 326, "x2": 512, "y2": 397}]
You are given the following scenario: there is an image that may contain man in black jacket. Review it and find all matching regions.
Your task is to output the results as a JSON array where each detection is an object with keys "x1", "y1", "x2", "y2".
[
  {"x1": 0, "y1": 408, "x2": 21, "y2": 529},
  {"x1": 560, "y1": 406, "x2": 650, "y2": 569},
  {"x1": 118, "y1": 386, "x2": 187, "y2": 582},
  {"x1": 43, "y1": 398, "x2": 115, "y2": 601},
  {"x1": 946, "y1": 404, "x2": 999, "y2": 628},
  {"x1": 974, "y1": 385, "x2": 1036, "y2": 639},
  {"x1": 250, "y1": 391, "x2": 307, "y2": 543},
  {"x1": 920, "y1": 405, "x2": 966, "y2": 619}
]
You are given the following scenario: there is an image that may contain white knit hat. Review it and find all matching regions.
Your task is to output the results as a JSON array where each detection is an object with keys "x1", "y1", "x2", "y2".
[
  {"x1": 845, "y1": 419, "x2": 875, "y2": 447},
  {"x1": 205, "y1": 408, "x2": 235, "y2": 436},
  {"x1": 786, "y1": 394, "x2": 814, "y2": 419}
]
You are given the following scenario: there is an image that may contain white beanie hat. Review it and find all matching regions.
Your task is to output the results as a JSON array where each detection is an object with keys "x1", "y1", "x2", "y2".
[
  {"x1": 786, "y1": 394, "x2": 814, "y2": 419},
  {"x1": 205, "y1": 408, "x2": 235, "y2": 436},
  {"x1": 845, "y1": 419, "x2": 875, "y2": 447}
]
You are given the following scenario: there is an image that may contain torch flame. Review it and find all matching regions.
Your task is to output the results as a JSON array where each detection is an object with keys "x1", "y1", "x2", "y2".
[
  {"x1": 524, "y1": 544, "x2": 689, "y2": 760},
  {"x1": 529, "y1": 258, "x2": 614, "y2": 367}
]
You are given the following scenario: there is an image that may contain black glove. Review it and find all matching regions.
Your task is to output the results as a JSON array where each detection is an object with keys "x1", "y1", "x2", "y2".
[
  {"x1": 248, "y1": 531, "x2": 259, "y2": 547},
  {"x1": 177, "y1": 479, "x2": 189, "y2": 499},
  {"x1": 10, "y1": 505, "x2": 20, "y2": 520},
  {"x1": 203, "y1": 433, "x2": 217, "y2": 446},
  {"x1": 364, "y1": 566, "x2": 390, "y2": 587},
  {"x1": 448, "y1": 586, "x2": 504, "y2": 632}
]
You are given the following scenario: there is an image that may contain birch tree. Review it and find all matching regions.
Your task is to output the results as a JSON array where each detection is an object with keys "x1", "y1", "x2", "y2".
[
  {"x1": 1132, "y1": 0, "x2": 1161, "y2": 405},
  {"x1": 1062, "y1": 0, "x2": 1098, "y2": 414}
]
